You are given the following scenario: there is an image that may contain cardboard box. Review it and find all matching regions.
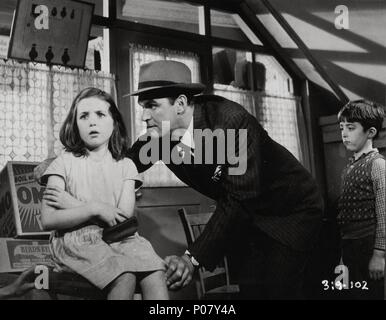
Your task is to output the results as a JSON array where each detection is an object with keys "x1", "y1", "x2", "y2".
[
  {"x1": 0, "y1": 238, "x2": 53, "y2": 273},
  {"x1": 0, "y1": 161, "x2": 49, "y2": 238}
]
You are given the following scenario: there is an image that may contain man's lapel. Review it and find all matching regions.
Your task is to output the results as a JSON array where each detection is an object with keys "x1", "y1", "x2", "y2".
[{"x1": 192, "y1": 103, "x2": 223, "y2": 180}]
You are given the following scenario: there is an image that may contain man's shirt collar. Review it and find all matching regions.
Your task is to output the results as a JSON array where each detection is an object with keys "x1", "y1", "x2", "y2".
[{"x1": 180, "y1": 116, "x2": 195, "y2": 149}]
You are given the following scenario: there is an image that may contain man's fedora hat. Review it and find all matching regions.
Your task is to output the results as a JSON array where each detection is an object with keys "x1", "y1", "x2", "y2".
[{"x1": 124, "y1": 60, "x2": 205, "y2": 98}]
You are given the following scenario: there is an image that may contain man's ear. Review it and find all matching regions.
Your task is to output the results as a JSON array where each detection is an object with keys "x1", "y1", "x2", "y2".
[
  {"x1": 367, "y1": 127, "x2": 377, "y2": 139},
  {"x1": 175, "y1": 95, "x2": 188, "y2": 115}
]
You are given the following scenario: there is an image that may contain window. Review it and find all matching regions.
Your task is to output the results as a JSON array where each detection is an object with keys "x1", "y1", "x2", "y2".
[
  {"x1": 213, "y1": 47, "x2": 254, "y2": 90},
  {"x1": 118, "y1": 0, "x2": 201, "y2": 34},
  {"x1": 86, "y1": 26, "x2": 110, "y2": 73},
  {"x1": 256, "y1": 94, "x2": 303, "y2": 161},
  {"x1": 254, "y1": 53, "x2": 302, "y2": 161},
  {"x1": 255, "y1": 53, "x2": 293, "y2": 96},
  {"x1": 213, "y1": 47, "x2": 256, "y2": 116},
  {"x1": 0, "y1": 59, "x2": 116, "y2": 168},
  {"x1": 211, "y1": 10, "x2": 262, "y2": 44},
  {"x1": 212, "y1": 47, "x2": 303, "y2": 162}
]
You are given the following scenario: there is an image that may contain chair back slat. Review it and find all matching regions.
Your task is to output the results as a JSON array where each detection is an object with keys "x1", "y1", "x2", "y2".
[
  {"x1": 178, "y1": 207, "x2": 240, "y2": 299},
  {"x1": 186, "y1": 213, "x2": 213, "y2": 227}
]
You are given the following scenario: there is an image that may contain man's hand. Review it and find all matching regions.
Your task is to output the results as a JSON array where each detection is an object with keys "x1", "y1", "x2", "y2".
[
  {"x1": 164, "y1": 255, "x2": 194, "y2": 290},
  {"x1": 1, "y1": 266, "x2": 36, "y2": 299},
  {"x1": 43, "y1": 186, "x2": 82, "y2": 209},
  {"x1": 368, "y1": 249, "x2": 385, "y2": 280}
]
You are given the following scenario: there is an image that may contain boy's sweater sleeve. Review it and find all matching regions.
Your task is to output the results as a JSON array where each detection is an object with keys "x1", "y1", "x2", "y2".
[{"x1": 371, "y1": 157, "x2": 386, "y2": 251}]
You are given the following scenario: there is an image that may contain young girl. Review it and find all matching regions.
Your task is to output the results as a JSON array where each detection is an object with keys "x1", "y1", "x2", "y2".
[{"x1": 40, "y1": 87, "x2": 168, "y2": 300}]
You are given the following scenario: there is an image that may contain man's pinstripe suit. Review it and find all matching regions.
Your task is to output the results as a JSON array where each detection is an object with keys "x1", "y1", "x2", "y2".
[{"x1": 129, "y1": 95, "x2": 324, "y2": 298}]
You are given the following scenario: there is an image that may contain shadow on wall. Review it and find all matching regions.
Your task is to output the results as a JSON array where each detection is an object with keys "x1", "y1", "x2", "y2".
[
  {"x1": 323, "y1": 60, "x2": 386, "y2": 105},
  {"x1": 280, "y1": 1, "x2": 386, "y2": 105}
]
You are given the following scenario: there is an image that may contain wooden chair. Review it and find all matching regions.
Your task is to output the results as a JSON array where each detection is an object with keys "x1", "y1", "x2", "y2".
[{"x1": 178, "y1": 208, "x2": 239, "y2": 300}]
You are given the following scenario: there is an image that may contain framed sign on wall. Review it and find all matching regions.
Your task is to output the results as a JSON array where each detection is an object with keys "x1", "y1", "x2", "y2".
[{"x1": 7, "y1": 0, "x2": 94, "y2": 68}]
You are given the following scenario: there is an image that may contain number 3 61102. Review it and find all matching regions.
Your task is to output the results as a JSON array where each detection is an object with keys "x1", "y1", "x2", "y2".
[{"x1": 321, "y1": 265, "x2": 368, "y2": 291}]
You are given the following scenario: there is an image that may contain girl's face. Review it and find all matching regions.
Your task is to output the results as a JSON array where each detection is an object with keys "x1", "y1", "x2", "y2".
[
  {"x1": 76, "y1": 97, "x2": 114, "y2": 150},
  {"x1": 339, "y1": 120, "x2": 370, "y2": 153}
]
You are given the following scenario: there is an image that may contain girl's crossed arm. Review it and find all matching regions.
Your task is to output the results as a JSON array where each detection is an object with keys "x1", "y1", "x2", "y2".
[
  {"x1": 116, "y1": 179, "x2": 136, "y2": 219},
  {"x1": 41, "y1": 175, "x2": 127, "y2": 231}
]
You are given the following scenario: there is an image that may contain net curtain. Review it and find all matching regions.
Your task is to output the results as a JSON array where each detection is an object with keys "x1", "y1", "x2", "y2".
[{"x1": 0, "y1": 59, "x2": 116, "y2": 168}]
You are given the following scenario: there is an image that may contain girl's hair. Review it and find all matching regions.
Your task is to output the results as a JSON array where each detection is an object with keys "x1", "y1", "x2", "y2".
[
  {"x1": 338, "y1": 99, "x2": 385, "y2": 139},
  {"x1": 60, "y1": 87, "x2": 130, "y2": 160}
]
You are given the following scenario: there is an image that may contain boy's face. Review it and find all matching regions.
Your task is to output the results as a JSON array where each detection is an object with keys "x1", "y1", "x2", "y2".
[{"x1": 339, "y1": 120, "x2": 371, "y2": 153}]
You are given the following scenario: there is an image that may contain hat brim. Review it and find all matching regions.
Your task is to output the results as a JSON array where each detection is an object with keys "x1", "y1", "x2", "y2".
[{"x1": 123, "y1": 83, "x2": 206, "y2": 98}]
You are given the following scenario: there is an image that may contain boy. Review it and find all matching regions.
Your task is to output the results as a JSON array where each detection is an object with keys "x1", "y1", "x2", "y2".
[{"x1": 337, "y1": 99, "x2": 385, "y2": 299}]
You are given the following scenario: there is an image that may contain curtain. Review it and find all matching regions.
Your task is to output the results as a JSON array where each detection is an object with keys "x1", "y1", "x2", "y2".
[
  {"x1": 256, "y1": 93, "x2": 303, "y2": 162},
  {"x1": 0, "y1": 59, "x2": 116, "y2": 168},
  {"x1": 130, "y1": 44, "x2": 200, "y2": 187},
  {"x1": 214, "y1": 85, "x2": 303, "y2": 162},
  {"x1": 214, "y1": 53, "x2": 304, "y2": 163},
  {"x1": 213, "y1": 84, "x2": 256, "y2": 116}
]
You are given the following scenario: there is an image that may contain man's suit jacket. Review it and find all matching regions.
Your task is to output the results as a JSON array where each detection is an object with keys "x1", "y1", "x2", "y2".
[{"x1": 129, "y1": 95, "x2": 323, "y2": 271}]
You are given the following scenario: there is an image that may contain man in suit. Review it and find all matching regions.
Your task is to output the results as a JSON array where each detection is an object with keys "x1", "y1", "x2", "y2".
[
  {"x1": 126, "y1": 60, "x2": 324, "y2": 299},
  {"x1": 35, "y1": 60, "x2": 323, "y2": 299}
]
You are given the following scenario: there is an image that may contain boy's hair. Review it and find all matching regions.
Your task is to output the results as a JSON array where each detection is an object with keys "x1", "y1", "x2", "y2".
[
  {"x1": 60, "y1": 87, "x2": 130, "y2": 160},
  {"x1": 338, "y1": 99, "x2": 385, "y2": 139}
]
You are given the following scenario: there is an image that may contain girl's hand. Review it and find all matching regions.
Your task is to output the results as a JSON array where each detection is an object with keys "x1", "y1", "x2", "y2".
[
  {"x1": 43, "y1": 186, "x2": 82, "y2": 209},
  {"x1": 91, "y1": 202, "x2": 128, "y2": 227},
  {"x1": 368, "y1": 249, "x2": 385, "y2": 280},
  {"x1": 5, "y1": 266, "x2": 36, "y2": 298}
]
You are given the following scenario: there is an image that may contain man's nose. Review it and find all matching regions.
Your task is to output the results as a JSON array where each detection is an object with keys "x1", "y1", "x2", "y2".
[{"x1": 142, "y1": 108, "x2": 151, "y2": 122}]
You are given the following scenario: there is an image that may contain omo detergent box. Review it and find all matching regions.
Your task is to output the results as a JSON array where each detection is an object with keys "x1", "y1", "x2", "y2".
[
  {"x1": 0, "y1": 161, "x2": 49, "y2": 238},
  {"x1": 0, "y1": 238, "x2": 53, "y2": 273}
]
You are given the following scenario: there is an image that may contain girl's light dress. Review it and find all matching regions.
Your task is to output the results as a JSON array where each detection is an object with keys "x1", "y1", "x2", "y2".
[{"x1": 42, "y1": 151, "x2": 165, "y2": 289}]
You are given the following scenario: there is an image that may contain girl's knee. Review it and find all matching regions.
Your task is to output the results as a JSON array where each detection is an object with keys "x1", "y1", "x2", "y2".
[
  {"x1": 117, "y1": 272, "x2": 136, "y2": 283},
  {"x1": 140, "y1": 271, "x2": 169, "y2": 300},
  {"x1": 106, "y1": 272, "x2": 137, "y2": 300},
  {"x1": 109, "y1": 272, "x2": 136, "y2": 288},
  {"x1": 149, "y1": 270, "x2": 165, "y2": 280}
]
